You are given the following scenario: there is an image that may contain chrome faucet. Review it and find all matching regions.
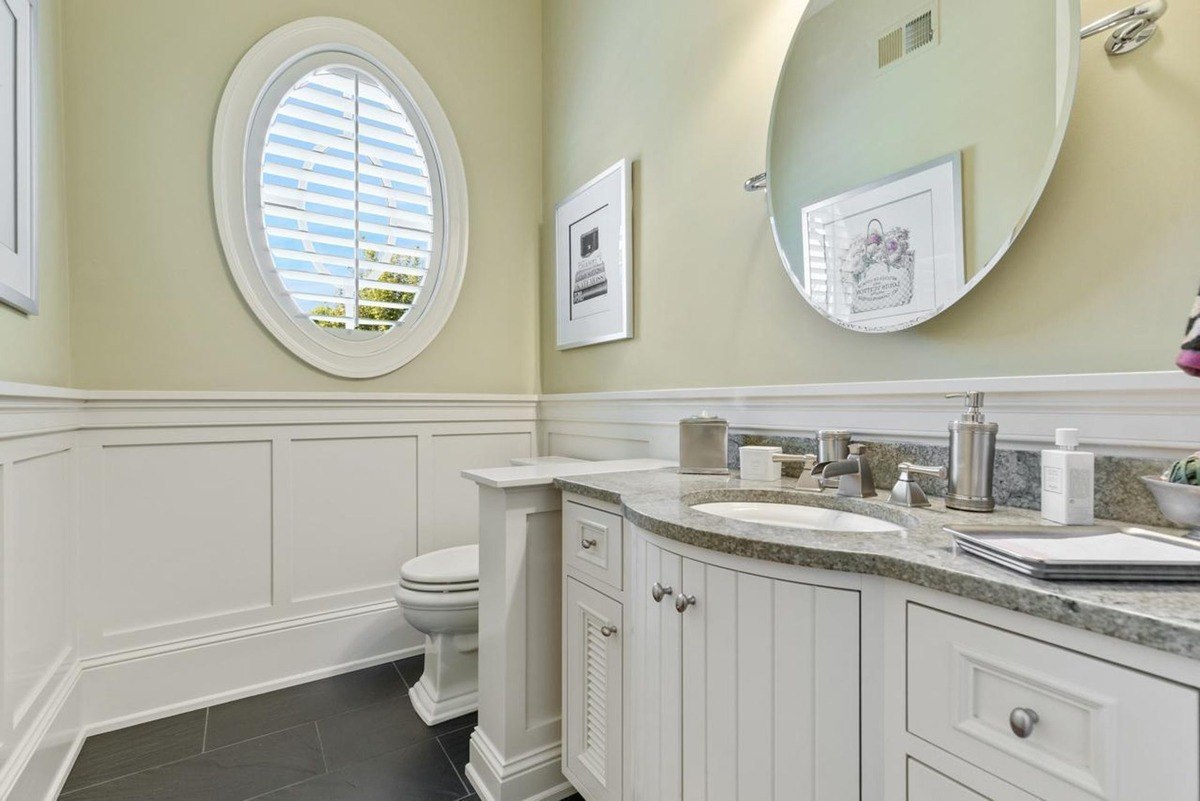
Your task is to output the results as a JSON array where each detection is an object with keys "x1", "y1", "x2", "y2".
[
  {"x1": 773, "y1": 443, "x2": 877, "y2": 497},
  {"x1": 821, "y1": 444, "x2": 877, "y2": 498}
]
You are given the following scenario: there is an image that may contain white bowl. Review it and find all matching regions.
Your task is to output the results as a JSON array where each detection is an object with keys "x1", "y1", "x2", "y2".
[{"x1": 1141, "y1": 475, "x2": 1200, "y2": 538}]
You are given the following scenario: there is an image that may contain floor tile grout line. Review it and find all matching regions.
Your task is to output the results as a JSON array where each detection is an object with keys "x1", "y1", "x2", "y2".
[
  {"x1": 313, "y1": 719, "x2": 330, "y2": 776},
  {"x1": 241, "y1": 731, "x2": 470, "y2": 801},
  {"x1": 205, "y1": 679, "x2": 411, "y2": 752},
  {"x1": 58, "y1": 721, "x2": 320, "y2": 798},
  {"x1": 435, "y1": 731, "x2": 470, "y2": 795},
  {"x1": 201, "y1": 707, "x2": 210, "y2": 753},
  {"x1": 58, "y1": 711, "x2": 211, "y2": 797}
]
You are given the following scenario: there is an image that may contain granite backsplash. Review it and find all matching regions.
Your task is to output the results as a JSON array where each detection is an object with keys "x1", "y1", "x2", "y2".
[{"x1": 729, "y1": 432, "x2": 1176, "y2": 529}]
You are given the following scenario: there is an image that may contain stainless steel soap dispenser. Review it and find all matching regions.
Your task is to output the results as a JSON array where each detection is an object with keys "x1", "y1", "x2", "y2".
[
  {"x1": 945, "y1": 391, "x2": 998, "y2": 512},
  {"x1": 679, "y1": 412, "x2": 729, "y2": 475}
]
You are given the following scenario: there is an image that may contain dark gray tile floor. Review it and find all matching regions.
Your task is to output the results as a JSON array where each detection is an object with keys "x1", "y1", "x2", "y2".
[{"x1": 57, "y1": 656, "x2": 581, "y2": 801}]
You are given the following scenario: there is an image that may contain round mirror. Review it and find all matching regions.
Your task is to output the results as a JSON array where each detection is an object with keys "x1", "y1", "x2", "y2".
[{"x1": 767, "y1": 1, "x2": 1080, "y2": 332}]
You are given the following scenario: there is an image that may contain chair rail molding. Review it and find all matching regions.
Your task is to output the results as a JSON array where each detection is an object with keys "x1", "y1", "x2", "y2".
[{"x1": 538, "y1": 371, "x2": 1200, "y2": 460}]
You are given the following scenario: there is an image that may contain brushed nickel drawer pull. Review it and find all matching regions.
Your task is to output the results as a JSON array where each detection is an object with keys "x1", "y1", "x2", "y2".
[{"x1": 1009, "y1": 707, "x2": 1039, "y2": 738}]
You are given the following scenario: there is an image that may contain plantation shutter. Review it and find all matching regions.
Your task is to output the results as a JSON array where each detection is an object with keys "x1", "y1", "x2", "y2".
[{"x1": 260, "y1": 67, "x2": 436, "y2": 332}]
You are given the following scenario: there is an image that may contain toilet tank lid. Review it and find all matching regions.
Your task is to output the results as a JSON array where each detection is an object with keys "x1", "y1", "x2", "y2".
[{"x1": 400, "y1": 544, "x2": 479, "y2": 585}]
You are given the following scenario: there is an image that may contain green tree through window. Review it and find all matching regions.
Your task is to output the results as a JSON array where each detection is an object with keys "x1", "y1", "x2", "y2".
[{"x1": 310, "y1": 249, "x2": 423, "y2": 331}]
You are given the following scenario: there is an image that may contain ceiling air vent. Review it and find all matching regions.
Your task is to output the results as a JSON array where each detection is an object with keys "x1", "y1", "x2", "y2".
[{"x1": 878, "y1": 5, "x2": 937, "y2": 70}]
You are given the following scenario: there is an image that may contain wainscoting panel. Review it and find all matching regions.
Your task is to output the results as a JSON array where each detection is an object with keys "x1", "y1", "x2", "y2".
[
  {"x1": 424, "y1": 431, "x2": 534, "y2": 554},
  {"x1": 0, "y1": 425, "x2": 79, "y2": 801},
  {"x1": 90, "y1": 440, "x2": 274, "y2": 643},
  {"x1": 289, "y1": 435, "x2": 419, "y2": 603},
  {"x1": 545, "y1": 428, "x2": 651, "y2": 461},
  {"x1": 4, "y1": 447, "x2": 73, "y2": 731}
]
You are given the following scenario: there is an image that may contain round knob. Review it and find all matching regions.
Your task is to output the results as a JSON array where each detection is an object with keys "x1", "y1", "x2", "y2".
[
  {"x1": 1009, "y1": 707, "x2": 1039, "y2": 739},
  {"x1": 581, "y1": 538, "x2": 597, "y2": 549},
  {"x1": 674, "y1": 593, "x2": 696, "y2": 613},
  {"x1": 600, "y1": 625, "x2": 618, "y2": 637},
  {"x1": 651, "y1": 582, "x2": 673, "y2": 603}
]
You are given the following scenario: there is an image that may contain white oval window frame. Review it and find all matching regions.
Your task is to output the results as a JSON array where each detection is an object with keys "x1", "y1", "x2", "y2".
[{"x1": 213, "y1": 17, "x2": 468, "y2": 378}]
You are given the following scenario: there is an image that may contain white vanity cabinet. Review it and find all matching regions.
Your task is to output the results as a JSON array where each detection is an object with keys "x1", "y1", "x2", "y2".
[
  {"x1": 628, "y1": 525, "x2": 861, "y2": 801},
  {"x1": 560, "y1": 491, "x2": 1200, "y2": 801},
  {"x1": 562, "y1": 497, "x2": 627, "y2": 801}
]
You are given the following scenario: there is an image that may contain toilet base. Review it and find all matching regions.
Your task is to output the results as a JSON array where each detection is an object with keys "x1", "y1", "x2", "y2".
[{"x1": 409, "y1": 631, "x2": 479, "y2": 726}]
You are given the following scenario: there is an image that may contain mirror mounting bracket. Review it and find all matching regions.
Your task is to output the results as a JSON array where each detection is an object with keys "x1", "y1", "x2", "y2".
[{"x1": 1082, "y1": 0, "x2": 1167, "y2": 55}]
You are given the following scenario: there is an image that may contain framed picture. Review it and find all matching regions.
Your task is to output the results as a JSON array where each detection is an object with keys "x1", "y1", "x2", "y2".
[
  {"x1": 0, "y1": 0, "x2": 38, "y2": 314},
  {"x1": 555, "y1": 159, "x2": 632, "y2": 349},
  {"x1": 801, "y1": 153, "x2": 962, "y2": 332}
]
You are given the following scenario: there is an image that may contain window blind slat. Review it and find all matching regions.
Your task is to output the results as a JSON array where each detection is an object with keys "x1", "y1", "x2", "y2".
[
  {"x1": 265, "y1": 205, "x2": 432, "y2": 241},
  {"x1": 263, "y1": 66, "x2": 434, "y2": 331},
  {"x1": 279, "y1": 269, "x2": 426, "y2": 295}
]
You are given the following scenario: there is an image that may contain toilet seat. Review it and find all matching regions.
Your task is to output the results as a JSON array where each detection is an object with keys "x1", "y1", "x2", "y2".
[
  {"x1": 399, "y1": 577, "x2": 478, "y2": 593},
  {"x1": 400, "y1": 544, "x2": 478, "y2": 589}
]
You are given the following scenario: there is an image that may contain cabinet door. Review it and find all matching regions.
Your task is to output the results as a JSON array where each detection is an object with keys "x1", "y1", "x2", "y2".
[
  {"x1": 679, "y1": 558, "x2": 860, "y2": 801},
  {"x1": 564, "y1": 578, "x2": 623, "y2": 801},
  {"x1": 630, "y1": 536, "x2": 683, "y2": 801}
]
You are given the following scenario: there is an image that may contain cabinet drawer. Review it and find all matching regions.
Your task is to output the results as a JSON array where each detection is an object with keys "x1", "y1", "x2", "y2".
[
  {"x1": 908, "y1": 759, "x2": 988, "y2": 801},
  {"x1": 908, "y1": 604, "x2": 1199, "y2": 801},
  {"x1": 564, "y1": 500, "x2": 623, "y2": 591}
]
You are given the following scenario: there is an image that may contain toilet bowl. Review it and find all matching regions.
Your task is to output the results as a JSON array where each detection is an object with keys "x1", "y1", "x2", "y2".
[{"x1": 394, "y1": 544, "x2": 480, "y2": 725}]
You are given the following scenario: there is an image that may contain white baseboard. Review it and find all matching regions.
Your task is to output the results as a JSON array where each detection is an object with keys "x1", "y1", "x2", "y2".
[
  {"x1": 2, "y1": 599, "x2": 422, "y2": 800},
  {"x1": 80, "y1": 601, "x2": 421, "y2": 735}
]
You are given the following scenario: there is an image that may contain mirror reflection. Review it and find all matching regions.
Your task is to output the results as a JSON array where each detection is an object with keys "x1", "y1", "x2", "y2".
[{"x1": 768, "y1": 0, "x2": 1078, "y2": 331}]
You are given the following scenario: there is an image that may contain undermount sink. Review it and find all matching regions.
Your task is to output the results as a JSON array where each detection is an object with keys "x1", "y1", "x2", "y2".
[{"x1": 690, "y1": 501, "x2": 904, "y2": 533}]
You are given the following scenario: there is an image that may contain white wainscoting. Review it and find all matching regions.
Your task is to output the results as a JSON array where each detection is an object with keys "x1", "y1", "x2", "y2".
[
  {"x1": 0, "y1": 386, "x2": 537, "y2": 800},
  {"x1": 539, "y1": 371, "x2": 1200, "y2": 460},
  {"x1": 0, "y1": 370, "x2": 1195, "y2": 798}
]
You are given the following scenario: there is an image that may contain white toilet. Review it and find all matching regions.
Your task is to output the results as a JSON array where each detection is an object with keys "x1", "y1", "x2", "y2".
[{"x1": 394, "y1": 544, "x2": 480, "y2": 725}]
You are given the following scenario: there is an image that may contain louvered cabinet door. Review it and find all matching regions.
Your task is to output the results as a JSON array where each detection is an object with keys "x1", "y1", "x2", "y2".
[{"x1": 564, "y1": 577, "x2": 624, "y2": 801}]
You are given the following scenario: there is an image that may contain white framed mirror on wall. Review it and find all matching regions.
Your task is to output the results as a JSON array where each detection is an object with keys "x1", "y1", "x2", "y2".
[{"x1": 764, "y1": 0, "x2": 1081, "y2": 333}]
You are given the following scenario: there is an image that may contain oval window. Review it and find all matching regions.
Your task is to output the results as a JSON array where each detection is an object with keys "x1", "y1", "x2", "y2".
[{"x1": 214, "y1": 19, "x2": 468, "y2": 377}]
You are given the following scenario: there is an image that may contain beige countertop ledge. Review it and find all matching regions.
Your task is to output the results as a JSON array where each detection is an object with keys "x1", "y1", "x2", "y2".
[{"x1": 553, "y1": 467, "x2": 1200, "y2": 662}]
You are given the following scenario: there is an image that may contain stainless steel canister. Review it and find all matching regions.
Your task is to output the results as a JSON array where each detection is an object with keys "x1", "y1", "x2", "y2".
[{"x1": 679, "y1": 413, "x2": 729, "y2": 475}]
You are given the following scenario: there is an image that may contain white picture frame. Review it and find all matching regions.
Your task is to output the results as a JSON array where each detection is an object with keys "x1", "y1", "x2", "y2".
[
  {"x1": 801, "y1": 153, "x2": 963, "y2": 333},
  {"x1": 555, "y1": 159, "x2": 632, "y2": 349},
  {"x1": 0, "y1": 0, "x2": 37, "y2": 314}
]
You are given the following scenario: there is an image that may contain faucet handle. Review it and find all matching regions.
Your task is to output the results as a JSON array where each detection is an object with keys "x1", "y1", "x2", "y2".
[
  {"x1": 772, "y1": 453, "x2": 823, "y2": 492},
  {"x1": 889, "y1": 463, "x2": 947, "y2": 508},
  {"x1": 772, "y1": 452, "x2": 817, "y2": 468},
  {"x1": 898, "y1": 462, "x2": 946, "y2": 480}
]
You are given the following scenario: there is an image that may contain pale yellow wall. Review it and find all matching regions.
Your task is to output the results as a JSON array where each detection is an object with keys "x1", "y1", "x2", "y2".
[
  {"x1": 0, "y1": 0, "x2": 71, "y2": 387},
  {"x1": 63, "y1": 0, "x2": 541, "y2": 392},
  {"x1": 541, "y1": 0, "x2": 1200, "y2": 393}
]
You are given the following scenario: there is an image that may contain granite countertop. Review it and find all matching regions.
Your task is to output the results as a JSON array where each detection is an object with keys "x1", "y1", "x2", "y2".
[{"x1": 553, "y1": 468, "x2": 1200, "y2": 661}]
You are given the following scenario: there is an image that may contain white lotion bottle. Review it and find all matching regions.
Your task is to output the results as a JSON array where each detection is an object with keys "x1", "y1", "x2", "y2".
[{"x1": 1041, "y1": 428, "x2": 1095, "y2": 525}]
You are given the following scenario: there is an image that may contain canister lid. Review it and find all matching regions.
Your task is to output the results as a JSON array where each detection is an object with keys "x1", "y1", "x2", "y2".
[{"x1": 682, "y1": 411, "x2": 727, "y2": 425}]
